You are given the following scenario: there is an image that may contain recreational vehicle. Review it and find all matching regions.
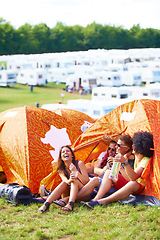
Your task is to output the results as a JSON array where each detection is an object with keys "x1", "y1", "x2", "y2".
[
  {"x1": 96, "y1": 71, "x2": 122, "y2": 87},
  {"x1": 17, "y1": 68, "x2": 46, "y2": 85},
  {"x1": 41, "y1": 98, "x2": 128, "y2": 119},
  {"x1": 92, "y1": 87, "x2": 130, "y2": 101},
  {"x1": 66, "y1": 73, "x2": 97, "y2": 91},
  {"x1": 120, "y1": 70, "x2": 142, "y2": 86},
  {"x1": 46, "y1": 67, "x2": 75, "y2": 83},
  {"x1": 152, "y1": 70, "x2": 160, "y2": 83},
  {"x1": 0, "y1": 70, "x2": 17, "y2": 87}
]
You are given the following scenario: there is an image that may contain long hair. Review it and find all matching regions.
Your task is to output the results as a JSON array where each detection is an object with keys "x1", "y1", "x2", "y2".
[{"x1": 57, "y1": 145, "x2": 77, "y2": 178}]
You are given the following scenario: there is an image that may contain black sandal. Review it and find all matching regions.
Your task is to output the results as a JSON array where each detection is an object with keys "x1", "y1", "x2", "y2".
[
  {"x1": 38, "y1": 202, "x2": 50, "y2": 213},
  {"x1": 61, "y1": 201, "x2": 74, "y2": 212},
  {"x1": 53, "y1": 199, "x2": 66, "y2": 207}
]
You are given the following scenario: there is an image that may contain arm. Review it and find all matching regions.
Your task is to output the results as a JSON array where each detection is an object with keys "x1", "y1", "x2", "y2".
[
  {"x1": 115, "y1": 154, "x2": 144, "y2": 181},
  {"x1": 59, "y1": 171, "x2": 71, "y2": 185},
  {"x1": 122, "y1": 164, "x2": 144, "y2": 181},
  {"x1": 94, "y1": 158, "x2": 108, "y2": 176}
]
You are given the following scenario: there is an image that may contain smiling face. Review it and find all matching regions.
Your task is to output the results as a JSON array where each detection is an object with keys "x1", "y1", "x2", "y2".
[
  {"x1": 116, "y1": 139, "x2": 129, "y2": 155},
  {"x1": 61, "y1": 146, "x2": 73, "y2": 163},
  {"x1": 108, "y1": 142, "x2": 117, "y2": 157}
]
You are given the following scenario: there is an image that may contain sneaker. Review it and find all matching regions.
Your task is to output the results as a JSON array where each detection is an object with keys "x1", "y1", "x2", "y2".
[
  {"x1": 81, "y1": 200, "x2": 101, "y2": 209},
  {"x1": 40, "y1": 185, "x2": 52, "y2": 197}
]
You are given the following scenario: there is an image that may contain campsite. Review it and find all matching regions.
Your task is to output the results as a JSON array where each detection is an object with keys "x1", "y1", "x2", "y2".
[{"x1": 0, "y1": 83, "x2": 160, "y2": 240}]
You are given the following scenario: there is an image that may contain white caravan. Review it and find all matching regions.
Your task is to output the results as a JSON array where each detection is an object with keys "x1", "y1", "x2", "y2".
[
  {"x1": 140, "y1": 69, "x2": 160, "y2": 84},
  {"x1": 92, "y1": 86, "x2": 130, "y2": 101},
  {"x1": 42, "y1": 98, "x2": 129, "y2": 119},
  {"x1": 120, "y1": 70, "x2": 142, "y2": 86},
  {"x1": 96, "y1": 71, "x2": 122, "y2": 87},
  {"x1": 46, "y1": 67, "x2": 75, "y2": 83},
  {"x1": 17, "y1": 68, "x2": 46, "y2": 85},
  {"x1": 67, "y1": 99, "x2": 118, "y2": 118},
  {"x1": 0, "y1": 70, "x2": 17, "y2": 87},
  {"x1": 66, "y1": 73, "x2": 97, "y2": 91},
  {"x1": 152, "y1": 69, "x2": 160, "y2": 82}
]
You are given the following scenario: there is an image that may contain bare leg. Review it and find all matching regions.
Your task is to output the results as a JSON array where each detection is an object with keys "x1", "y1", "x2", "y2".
[
  {"x1": 62, "y1": 177, "x2": 98, "y2": 211},
  {"x1": 61, "y1": 187, "x2": 70, "y2": 198},
  {"x1": 68, "y1": 181, "x2": 79, "y2": 203},
  {"x1": 98, "y1": 181, "x2": 141, "y2": 205},
  {"x1": 77, "y1": 177, "x2": 100, "y2": 202},
  {"x1": 93, "y1": 170, "x2": 112, "y2": 201},
  {"x1": 38, "y1": 181, "x2": 69, "y2": 211},
  {"x1": 62, "y1": 179, "x2": 86, "y2": 211}
]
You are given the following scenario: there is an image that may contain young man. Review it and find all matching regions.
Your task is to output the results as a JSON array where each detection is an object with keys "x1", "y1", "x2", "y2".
[
  {"x1": 76, "y1": 134, "x2": 134, "y2": 202},
  {"x1": 82, "y1": 131, "x2": 154, "y2": 208},
  {"x1": 94, "y1": 140, "x2": 117, "y2": 177}
]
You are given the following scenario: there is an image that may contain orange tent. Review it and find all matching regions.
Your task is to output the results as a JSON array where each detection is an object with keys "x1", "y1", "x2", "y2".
[
  {"x1": 52, "y1": 108, "x2": 96, "y2": 126},
  {"x1": 40, "y1": 108, "x2": 96, "y2": 191},
  {"x1": 72, "y1": 99, "x2": 160, "y2": 200},
  {"x1": 0, "y1": 107, "x2": 95, "y2": 194}
]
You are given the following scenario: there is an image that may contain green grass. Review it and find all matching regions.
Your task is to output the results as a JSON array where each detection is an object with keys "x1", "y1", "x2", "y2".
[
  {"x1": 0, "y1": 83, "x2": 91, "y2": 113},
  {"x1": 0, "y1": 84, "x2": 160, "y2": 239},
  {"x1": 0, "y1": 198, "x2": 159, "y2": 240}
]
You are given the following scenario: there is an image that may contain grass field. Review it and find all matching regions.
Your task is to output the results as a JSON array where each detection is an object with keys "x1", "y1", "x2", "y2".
[
  {"x1": 0, "y1": 83, "x2": 91, "y2": 113},
  {"x1": 0, "y1": 198, "x2": 159, "y2": 240},
  {"x1": 0, "y1": 83, "x2": 160, "y2": 240}
]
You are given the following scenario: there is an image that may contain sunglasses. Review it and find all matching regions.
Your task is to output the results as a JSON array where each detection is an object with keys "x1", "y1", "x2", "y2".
[
  {"x1": 117, "y1": 143, "x2": 128, "y2": 148},
  {"x1": 108, "y1": 147, "x2": 116, "y2": 152}
]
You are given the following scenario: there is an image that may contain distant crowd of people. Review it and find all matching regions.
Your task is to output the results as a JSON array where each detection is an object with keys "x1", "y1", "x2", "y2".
[
  {"x1": 38, "y1": 130, "x2": 154, "y2": 212},
  {"x1": 65, "y1": 84, "x2": 91, "y2": 95}
]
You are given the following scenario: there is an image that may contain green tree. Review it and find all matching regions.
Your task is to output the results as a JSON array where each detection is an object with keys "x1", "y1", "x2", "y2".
[
  {"x1": 32, "y1": 23, "x2": 51, "y2": 53},
  {"x1": 16, "y1": 24, "x2": 35, "y2": 54},
  {"x1": 0, "y1": 18, "x2": 160, "y2": 55},
  {"x1": 0, "y1": 18, "x2": 18, "y2": 54},
  {"x1": 139, "y1": 28, "x2": 158, "y2": 48},
  {"x1": 83, "y1": 22, "x2": 104, "y2": 49}
]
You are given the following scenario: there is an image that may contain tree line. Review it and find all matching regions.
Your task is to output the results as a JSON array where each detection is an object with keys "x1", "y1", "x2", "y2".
[{"x1": 0, "y1": 18, "x2": 160, "y2": 55}]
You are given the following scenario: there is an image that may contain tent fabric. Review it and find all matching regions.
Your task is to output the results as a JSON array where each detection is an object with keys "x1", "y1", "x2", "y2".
[
  {"x1": 40, "y1": 108, "x2": 96, "y2": 191},
  {"x1": 39, "y1": 162, "x2": 61, "y2": 191},
  {"x1": 52, "y1": 108, "x2": 96, "y2": 125},
  {"x1": 72, "y1": 99, "x2": 160, "y2": 201},
  {"x1": 0, "y1": 107, "x2": 95, "y2": 194},
  {"x1": 118, "y1": 194, "x2": 160, "y2": 206}
]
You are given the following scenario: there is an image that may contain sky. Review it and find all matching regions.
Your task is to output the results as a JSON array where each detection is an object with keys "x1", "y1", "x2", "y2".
[{"x1": 1, "y1": 0, "x2": 160, "y2": 30}]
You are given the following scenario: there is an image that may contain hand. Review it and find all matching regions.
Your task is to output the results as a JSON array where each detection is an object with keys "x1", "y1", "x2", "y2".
[
  {"x1": 103, "y1": 166, "x2": 108, "y2": 173},
  {"x1": 124, "y1": 150, "x2": 132, "y2": 159},
  {"x1": 114, "y1": 154, "x2": 126, "y2": 163},
  {"x1": 107, "y1": 156, "x2": 114, "y2": 165},
  {"x1": 69, "y1": 163, "x2": 77, "y2": 172},
  {"x1": 70, "y1": 171, "x2": 78, "y2": 182}
]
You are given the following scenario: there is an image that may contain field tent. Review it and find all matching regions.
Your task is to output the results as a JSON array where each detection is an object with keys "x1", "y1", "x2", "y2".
[
  {"x1": 72, "y1": 99, "x2": 160, "y2": 201},
  {"x1": 52, "y1": 108, "x2": 96, "y2": 132},
  {"x1": 0, "y1": 106, "x2": 95, "y2": 194},
  {"x1": 40, "y1": 108, "x2": 96, "y2": 191}
]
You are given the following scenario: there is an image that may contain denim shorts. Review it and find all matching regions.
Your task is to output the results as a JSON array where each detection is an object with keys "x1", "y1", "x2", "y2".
[{"x1": 90, "y1": 177, "x2": 117, "y2": 200}]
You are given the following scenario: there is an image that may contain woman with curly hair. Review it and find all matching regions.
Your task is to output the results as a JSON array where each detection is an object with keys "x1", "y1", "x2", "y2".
[
  {"x1": 82, "y1": 131, "x2": 154, "y2": 208},
  {"x1": 38, "y1": 145, "x2": 89, "y2": 212}
]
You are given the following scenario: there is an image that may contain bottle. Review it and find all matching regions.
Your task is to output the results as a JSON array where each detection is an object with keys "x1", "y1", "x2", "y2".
[{"x1": 109, "y1": 161, "x2": 121, "y2": 181}]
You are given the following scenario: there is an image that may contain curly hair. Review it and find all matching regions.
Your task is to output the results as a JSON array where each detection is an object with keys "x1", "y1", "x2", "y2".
[
  {"x1": 57, "y1": 145, "x2": 77, "y2": 178},
  {"x1": 132, "y1": 131, "x2": 154, "y2": 158}
]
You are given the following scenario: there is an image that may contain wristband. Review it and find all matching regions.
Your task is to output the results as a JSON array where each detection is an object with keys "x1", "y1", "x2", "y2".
[{"x1": 121, "y1": 160, "x2": 129, "y2": 168}]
